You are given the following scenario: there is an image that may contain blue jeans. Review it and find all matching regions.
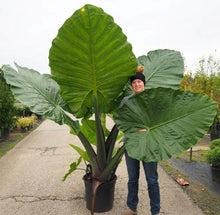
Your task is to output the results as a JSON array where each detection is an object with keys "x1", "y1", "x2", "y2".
[{"x1": 125, "y1": 151, "x2": 160, "y2": 215}]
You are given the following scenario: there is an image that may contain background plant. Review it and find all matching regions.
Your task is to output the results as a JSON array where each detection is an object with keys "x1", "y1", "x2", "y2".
[
  {"x1": 206, "y1": 139, "x2": 220, "y2": 167},
  {"x1": 0, "y1": 68, "x2": 17, "y2": 137},
  {"x1": 207, "y1": 147, "x2": 220, "y2": 167},
  {"x1": 17, "y1": 116, "x2": 35, "y2": 129},
  {"x1": 209, "y1": 139, "x2": 220, "y2": 149},
  {"x1": 15, "y1": 105, "x2": 33, "y2": 117}
]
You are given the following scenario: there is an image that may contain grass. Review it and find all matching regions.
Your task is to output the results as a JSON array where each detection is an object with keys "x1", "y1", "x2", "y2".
[
  {"x1": 0, "y1": 141, "x2": 20, "y2": 156},
  {"x1": 160, "y1": 150, "x2": 220, "y2": 215},
  {"x1": 0, "y1": 135, "x2": 22, "y2": 157},
  {"x1": 0, "y1": 133, "x2": 25, "y2": 157}
]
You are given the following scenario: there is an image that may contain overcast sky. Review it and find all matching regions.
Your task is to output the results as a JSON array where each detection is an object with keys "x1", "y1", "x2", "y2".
[{"x1": 0, "y1": 0, "x2": 219, "y2": 74}]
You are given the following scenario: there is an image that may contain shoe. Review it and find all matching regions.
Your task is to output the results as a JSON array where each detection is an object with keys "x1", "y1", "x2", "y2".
[{"x1": 122, "y1": 209, "x2": 137, "y2": 215}]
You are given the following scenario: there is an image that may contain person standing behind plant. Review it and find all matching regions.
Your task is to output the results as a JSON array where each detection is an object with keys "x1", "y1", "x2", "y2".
[{"x1": 121, "y1": 66, "x2": 160, "y2": 215}]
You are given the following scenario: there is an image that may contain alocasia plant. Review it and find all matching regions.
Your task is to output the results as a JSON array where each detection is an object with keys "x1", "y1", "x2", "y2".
[{"x1": 2, "y1": 4, "x2": 217, "y2": 215}]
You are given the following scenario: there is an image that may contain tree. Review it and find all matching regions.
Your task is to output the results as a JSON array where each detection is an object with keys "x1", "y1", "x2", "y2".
[
  {"x1": 180, "y1": 55, "x2": 220, "y2": 138},
  {"x1": 0, "y1": 68, "x2": 17, "y2": 137},
  {"x1": 181, "y1": 55, "x2": 220, "y2": 104}
]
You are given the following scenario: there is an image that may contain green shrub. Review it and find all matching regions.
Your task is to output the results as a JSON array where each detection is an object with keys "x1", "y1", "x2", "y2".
[
  {"x1": 210, "y1": 139, "x2": 220, "y2": 149},
  {"x1": 15, "y1": 105, "x2": 33, "y2": 117},
  {"x1": 22, "y1": 106, "x2": 33, "y2": 116},
  {"x1": 207, "y1": 147, "x2": 220, "y2": 167}
]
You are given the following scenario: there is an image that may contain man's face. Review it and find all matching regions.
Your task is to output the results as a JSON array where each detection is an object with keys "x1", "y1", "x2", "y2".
[{"x1": 131, "y1": 79, "x2": 145, "y2": 94}]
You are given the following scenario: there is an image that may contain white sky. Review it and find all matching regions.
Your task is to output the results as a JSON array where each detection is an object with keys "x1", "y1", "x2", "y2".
[{"x1": 0, "y1": 0, "x2": 220, "y2": 74}]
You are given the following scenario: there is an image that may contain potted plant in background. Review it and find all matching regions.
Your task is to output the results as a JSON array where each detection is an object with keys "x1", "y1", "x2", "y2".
[
  {"x1": 210, "y1": 112, "x2": 220, "y2": 140},
  {"x1": 17, "y1": 116, "x2": 35, "y2": 132},
  {"x1": 207, "y1": 139, "x2": 220, "y2": 182},
  {"x1": 2, "y1": 4, "x2": 217, "y2": 215}
]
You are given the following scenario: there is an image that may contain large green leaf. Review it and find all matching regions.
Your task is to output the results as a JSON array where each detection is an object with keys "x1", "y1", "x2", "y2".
[
  {"x1": 2, "y1": 64, "x2": 79, "y2": 132},
  {"x1": 114, "y1": 88, "x2": 217, "y2": 162},
  {"x1": 49, "y1": 4, "x2": 137, "y2": 118},
  {"x1": 138, "y1": 49, "x2": 184, "y2": 89}
]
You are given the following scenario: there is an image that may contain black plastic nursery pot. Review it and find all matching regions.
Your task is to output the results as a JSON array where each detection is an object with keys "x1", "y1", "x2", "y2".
[
  {"x1": 211, "y1": 165, "x2": 220, "y2": 182},
  {"x1": 210, "y1": 133, "x2": 220, "y2": 141},
  {"x1": 83, "y1": 174, "x2": 117, "y2": 212},
  {"x1": 1, "y1": 128, "x2": 10, "y2": 138}
]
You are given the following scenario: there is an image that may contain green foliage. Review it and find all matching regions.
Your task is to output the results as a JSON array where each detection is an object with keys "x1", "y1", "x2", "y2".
[
  {"x1": 207, "y1": 147, "x2": 220, "y2": 167},
  {"x1": 209, "y1": 139, "x2": 220, "y2": 149},
  {"x1": 114, "y1": 88, "x2": 217, "y2": 162},
  {"x1": 0, "y1": 68, "x2": 17, "y2": 135},
  {"x1": 16, "y1": 105, "x2": 33, "y2": 117},
  {"x1": 180, "y1": 55, "x2": 220, "y2": 104},
  {"x1": 180, "y1": 55, "x2": 220, "y2": 134},
  {"x1": 17, "y1": 116, "x2": 35, "y2": 129}
]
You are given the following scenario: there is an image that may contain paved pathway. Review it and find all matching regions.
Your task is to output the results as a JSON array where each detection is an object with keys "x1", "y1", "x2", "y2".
[{"x1": 0, "y1": 119, "x2": 204, "y2": 215}]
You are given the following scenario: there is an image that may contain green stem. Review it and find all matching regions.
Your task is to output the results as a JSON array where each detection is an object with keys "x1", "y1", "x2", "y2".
[{"x1": 94, "y1": 97, "x2": 106, "y2": 171}]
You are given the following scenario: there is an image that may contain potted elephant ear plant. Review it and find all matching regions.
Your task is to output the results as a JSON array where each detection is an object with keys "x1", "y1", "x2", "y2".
[
  {"x1": 2, "y1": 4, "x2": 217, "y2": 215},
  {"x1": 2, "y1": 4, "x2": 137, "y2": 214},
  {"x1": 48, "y1": 5, "x2": 139, "y2": 213}
]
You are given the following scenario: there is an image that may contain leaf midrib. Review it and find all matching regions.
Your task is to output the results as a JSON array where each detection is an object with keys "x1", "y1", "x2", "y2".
[
  {"x1": 150, "y1": 106, "x2": 211, "y2": 131},
  {"x1": 87, "y1": 8, "x2": 97, "y2": 98}
]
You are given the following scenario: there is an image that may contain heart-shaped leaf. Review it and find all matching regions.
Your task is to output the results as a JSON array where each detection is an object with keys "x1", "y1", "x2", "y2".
[
  {"x1": 114, "y1": 88, "x2": 217, "y2": 162},
  {"x1": 138, "y1": 49, "x2": 184, "y2": 89},
  {"x1": 49, "y1": 4, "x2": 137, "y2": 118}
]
